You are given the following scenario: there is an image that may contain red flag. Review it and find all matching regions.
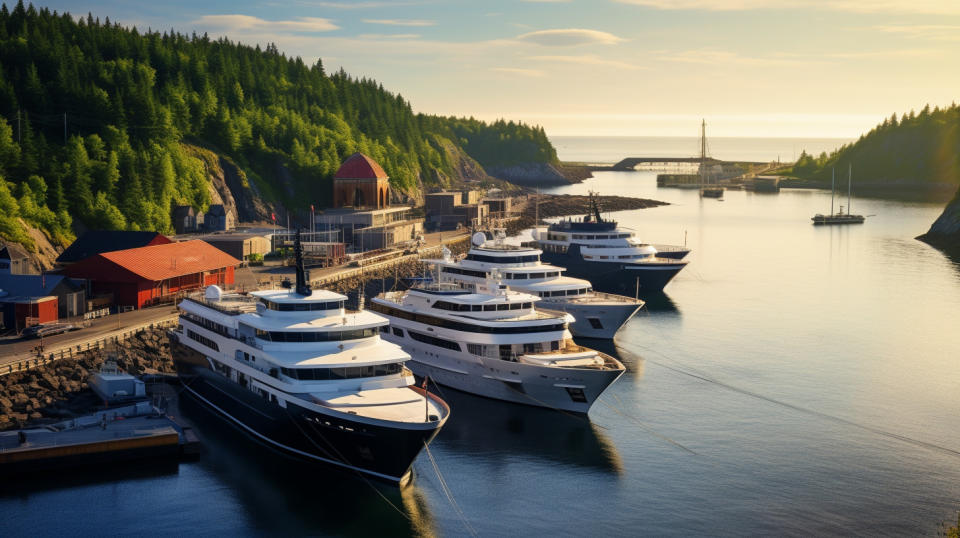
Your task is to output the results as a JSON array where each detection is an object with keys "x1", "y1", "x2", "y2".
[
  {"x1": 421, "y1": 376, "x2": 428, "y2": 389},
  {"x1": 310, "y1": 204, "x2": 315, "y2": 212},
  {"x1": 271, "y1": 212, "x2": 276, "y2": 222}
]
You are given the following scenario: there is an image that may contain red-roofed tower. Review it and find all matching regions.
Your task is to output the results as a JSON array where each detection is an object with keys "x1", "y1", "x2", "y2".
[{"x1": 333, "y1": 152, "x2": 390, "y2": 209}]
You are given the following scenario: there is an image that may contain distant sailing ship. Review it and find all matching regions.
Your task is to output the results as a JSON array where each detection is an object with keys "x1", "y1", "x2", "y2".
[
  {"x1": 812, "y1": 164, "x2": 865, "y2": 225},
  {"x1": 699, "y1": 120, "x2": 723, "y2": 199}
]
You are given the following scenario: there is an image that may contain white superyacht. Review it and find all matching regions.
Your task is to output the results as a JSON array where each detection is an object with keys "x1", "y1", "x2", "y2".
[
  {"x1": 427, "y1": 232, "x2": 643, "y2": 338},
  {"x1": 170, "y1": 232, "x2": 449, "y2": 485},
  {"x1": 370, "y1": 276, "x2": 625, "y2": 414}
]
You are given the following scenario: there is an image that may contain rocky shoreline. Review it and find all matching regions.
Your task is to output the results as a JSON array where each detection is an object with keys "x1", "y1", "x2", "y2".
[
  {"x1": 917, "y1": 186, "x2": 960, "y2": 250},
  {"x1": 487, "y1": 162, "x2": 593, "y2": 187},
  {"x1": 0, "y1": 330, "x2": 174, "y2": 431}
]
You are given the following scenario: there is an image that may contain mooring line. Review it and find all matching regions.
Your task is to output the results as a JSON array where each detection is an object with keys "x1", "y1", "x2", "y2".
[
  {"x1": 634, "y1": 343, "x2": 960, "y2": 460},
  {"x1": 423, "y1": 441, "x2": 478, "y2": 537}
]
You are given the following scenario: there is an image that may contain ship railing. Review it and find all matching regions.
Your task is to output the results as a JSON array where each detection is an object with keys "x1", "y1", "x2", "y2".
[{"x1": 182, "y1": 294, "x2": 258, "y2": 315}]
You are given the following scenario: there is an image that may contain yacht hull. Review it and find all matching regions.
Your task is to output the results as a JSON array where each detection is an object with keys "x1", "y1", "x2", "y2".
[
  {"x1": 170, "y1": 336, "x2": 441, "y2": 485},
  {"x1": 403, "y1": 352, "x2": 623, "y2": 414},
  {"x1": 541, "y1": 298, "x2": 641, "y2": 339},
  {"x1": 539, "y1": 250, "x2": 686, "y2": 294}
]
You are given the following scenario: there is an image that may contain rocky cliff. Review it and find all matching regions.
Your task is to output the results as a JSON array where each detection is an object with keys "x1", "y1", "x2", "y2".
[{"x1": 918, "y1": 185, "x2": 960, "y2": 249}]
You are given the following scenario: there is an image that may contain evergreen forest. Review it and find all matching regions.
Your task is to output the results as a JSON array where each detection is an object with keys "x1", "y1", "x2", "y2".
[
  {"x1": 0, "y1": 2, "x2": 557, "y2": 250},
  {"x1": 789, "y1": 103, "x2": 960, "y2": 187}
]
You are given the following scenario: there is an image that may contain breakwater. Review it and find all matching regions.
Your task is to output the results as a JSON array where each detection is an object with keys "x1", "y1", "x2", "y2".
[{"x1": 0, "y1": 330, "x2": 174, "y2": 430}]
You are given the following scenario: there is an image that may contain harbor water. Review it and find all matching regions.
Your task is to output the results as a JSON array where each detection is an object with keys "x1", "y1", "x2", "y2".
[{"x1": 3, "y1": 142, "x2": 960, "y2": 536}]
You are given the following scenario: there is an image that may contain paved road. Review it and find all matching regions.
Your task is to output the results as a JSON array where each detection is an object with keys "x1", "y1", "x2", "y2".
[{"x1": 0, "y1": 306, "x2": 178, "y2": 361}]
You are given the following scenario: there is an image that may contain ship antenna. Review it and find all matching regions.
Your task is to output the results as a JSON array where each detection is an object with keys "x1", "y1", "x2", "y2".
[{"x1": 294, "y1": 228, "x2": 312, "y2": 296}]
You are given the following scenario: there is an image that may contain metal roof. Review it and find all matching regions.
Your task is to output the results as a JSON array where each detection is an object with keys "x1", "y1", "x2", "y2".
[
  {"x1": 77, "y1": 240, "x2": 241, "y2": 282},
  {"x1": 57, "y1": 231, "x2": 171, "y2": 263}
]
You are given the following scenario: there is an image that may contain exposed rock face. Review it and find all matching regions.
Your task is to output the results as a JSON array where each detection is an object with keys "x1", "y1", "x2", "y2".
[
  {"x1": 186, "y1": 144, "x2": 281, "y2": 223},
  {"x1": 486, "y1": 163, "x2": 577, "y2": 187},
  {"x1": 918, "y1": 186, "x2": 960, "y2": 249}
]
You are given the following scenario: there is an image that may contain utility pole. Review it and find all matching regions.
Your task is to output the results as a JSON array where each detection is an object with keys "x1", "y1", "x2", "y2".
[{"x1": 63, "y1": 113, "x2": 67, "y2": 144}]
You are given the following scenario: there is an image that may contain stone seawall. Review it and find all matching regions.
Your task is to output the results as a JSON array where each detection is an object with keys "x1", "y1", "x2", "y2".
[{"x1": 0, "y1": 330, "x2": 174, "y2": 431}]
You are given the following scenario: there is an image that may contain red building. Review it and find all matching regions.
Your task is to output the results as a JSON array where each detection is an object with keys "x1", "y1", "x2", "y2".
[
  {"x1": 63, "y1": 240, "x2": 240, "y2": 310},
  {"x1": 9, "y1": 296, "x2": 58, "y2": 329},
  {"x1": 332, "y1": 152, "x2": 390, "y2": 209}
]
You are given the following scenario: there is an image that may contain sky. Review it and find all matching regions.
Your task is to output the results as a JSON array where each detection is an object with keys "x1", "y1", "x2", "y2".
[{"x1": 42, "y1": 0, "x2": 960, "y2": 138}]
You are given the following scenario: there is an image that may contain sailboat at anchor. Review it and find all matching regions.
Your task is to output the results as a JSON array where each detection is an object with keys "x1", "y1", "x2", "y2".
[{"x1": 812, "y1": 164, "x2": 865, "y2": 225}]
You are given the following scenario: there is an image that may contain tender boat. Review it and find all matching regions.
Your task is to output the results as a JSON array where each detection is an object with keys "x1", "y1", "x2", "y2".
[
  {"x1": 370, "y1": 276, "x2": 625, "y2": 414},
  {"x1": 170, "y1": 232, "x2": 448, "y2": 485},
  {"x1": 425, "y1": 232, "x2": 643, "y2": 339}
]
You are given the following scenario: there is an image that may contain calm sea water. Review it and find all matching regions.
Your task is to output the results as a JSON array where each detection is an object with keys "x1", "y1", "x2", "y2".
[
  {"x1": 551, "y1": 135, "x2": 853, "y2": 164},
  {"x1": 4, "y1": 144, "x2": 960, "y2": 536}
]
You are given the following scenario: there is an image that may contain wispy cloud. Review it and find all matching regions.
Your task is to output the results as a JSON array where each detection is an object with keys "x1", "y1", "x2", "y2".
[
  {"x1": 873, "y1": 24, "x2": 960, "y2": 41},
  {"x1": 517, "y1": 29, "x2": 624, "y2": 46},
  {"x1": 614, "y1": 0, "x2": 960, "y2": 14},
  {"x1": 357, "y1": 33, "x2": 421, "y2": 39},
  {"x1": 529, "y1": 54, "x2": 643, "y2": 69},
  {"x1": 362, "y1": 18, "x2": 436, "y2": 27},
  {"x1": 193, "y1": 14, "x2": 338, "y2": 33},
  {"x1": 490, "y1": 67, "x2": 545, "y2": 77}
]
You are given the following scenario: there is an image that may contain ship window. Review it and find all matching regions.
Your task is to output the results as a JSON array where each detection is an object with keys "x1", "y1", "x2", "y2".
[
  {"x1": 187, "y1": 329, "x2": 219, "y2": 351},
  {"x1": 465, "y1": 254, "x2": 539, "y2": 264},
  {"x1": 255, "y1": 328, "x2": 377, "y2": 342},
  {"x1": 483, "y1": 304, "x2": 496, "y2": 311},
  {"x1": 459, "y1": 304, "x2": 471, "y2": 312},
  {"x1": 523, "y1": 303, "x2": 532, "y2": 309},
  {"x1": 280, "y1": 363, "x2": 402, "y2": 381},
  {"x1": 600, "y1": 256, "x2": 609, "y2": 260},
  {"x1": 380, "y1": 325, "x2": 389, "y2": 333},
  {"x1": 509, "y1": 303, "x2": 522, "y2": 310},
  {"x1": 514, "y1": 273, "x2": 528, "y2": 280},
  {"x1": 408, "y1": 330, "x2": 462, "y2": 351},
  {"x1": 472, "y1": 305, "x2": 482, "y2": 311},
  {"x1": 530, "y1": 273, "x2": 545, "y2": 279},
  {"x1": 565, "y1": 387, "x2": 587, "y2": 403},
  {"x1": 259, "y1": 299, "x2": 344, "y2": 311},
  {"x1": 392, "y1": 327, "x2": 404, "y2": 337},
  {"x1": 496, "y1": 303, "x2": 510, "y2": 311},
  {"x1": 467, "y1": 343, "x2": 485, "y2": 356},
  {"x1": 368, "y1": 303, "x2": 567, "y2": 335}
]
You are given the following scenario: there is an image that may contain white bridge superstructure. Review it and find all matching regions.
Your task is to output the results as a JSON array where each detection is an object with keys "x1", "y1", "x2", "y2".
[{"x1": 426, "y1": 233, "x2": 643, "y2": 338}]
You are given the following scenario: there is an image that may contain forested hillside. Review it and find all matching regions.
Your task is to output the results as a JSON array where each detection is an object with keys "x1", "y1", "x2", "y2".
[
  {"x1": 0, "y1": 2, "x2": 557, "y2": 250},
  {"x1": 790, "y1": 103, "x2": 960, "y2": 186}
]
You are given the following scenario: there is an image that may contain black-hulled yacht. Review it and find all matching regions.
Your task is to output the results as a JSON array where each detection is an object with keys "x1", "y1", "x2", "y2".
[
  {"x1": 170, "y1": 231, "x2": 449, "y2": 485},
  {"x1": 533, "y1": 193, "x2": 690, "y2": 295}
]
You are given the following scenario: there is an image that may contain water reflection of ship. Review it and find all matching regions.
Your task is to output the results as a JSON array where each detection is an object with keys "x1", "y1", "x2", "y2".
[
  {"x1": 176, "y1": 394, "x2": 435, "y2": 536},
  {"x1": 433, "y1": 388, "x2": 623, "y2": 475},
  {"x1": 637, "y1": 292, "x2": 680, "y2": 314}
]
